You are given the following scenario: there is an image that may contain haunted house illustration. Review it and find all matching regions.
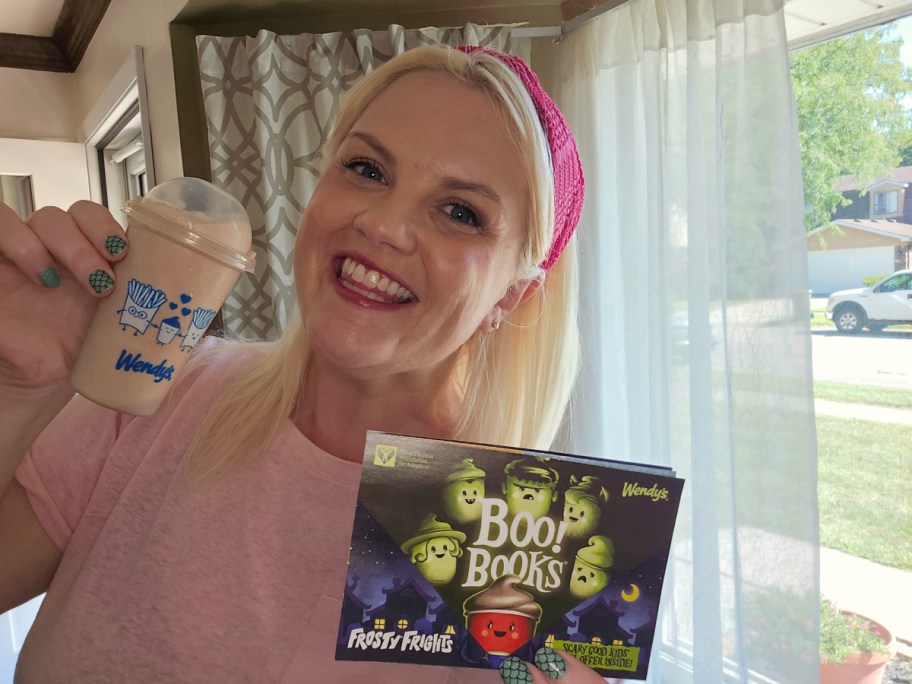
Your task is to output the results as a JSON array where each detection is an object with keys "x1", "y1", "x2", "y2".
[
  {"x1": 342, "y1": 573, "x2": 459, "y2": 640},
  {"x1": 553, "y1": 592, "x2": 635, "y2": 646}
]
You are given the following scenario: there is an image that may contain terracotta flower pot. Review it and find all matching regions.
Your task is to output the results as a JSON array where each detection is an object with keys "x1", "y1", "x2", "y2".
[{"x1": 819, "y1": 614, "x2": 894, "y2": 684}]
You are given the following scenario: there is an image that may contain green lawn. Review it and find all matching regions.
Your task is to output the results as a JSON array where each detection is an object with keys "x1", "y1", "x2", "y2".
[
  {"x1": 816, "y1": 415, "x2": 912, "y2": 571},
  {"x1": 811, "y1": 311, "x2": 834, "y2": 329},
  {"x1": 814, "y1": 380, "x2": 912, "y2": 409}
]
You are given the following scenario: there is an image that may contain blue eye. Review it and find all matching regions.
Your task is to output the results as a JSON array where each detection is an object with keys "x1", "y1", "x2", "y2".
[
  {"x1": 344, "y1": 158, "x2": 385, "y2": 183},
  {"x1": 444, "y1": 202, "x2": 481, "y2": 229}
]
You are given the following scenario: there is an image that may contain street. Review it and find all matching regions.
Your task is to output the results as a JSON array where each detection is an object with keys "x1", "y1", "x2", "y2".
[{"x1": 811, "y1": 329, "x2": 912, "y2": 388}]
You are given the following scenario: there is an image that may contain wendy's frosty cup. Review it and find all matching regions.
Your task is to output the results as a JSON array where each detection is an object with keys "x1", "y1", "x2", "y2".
[{"x1": 70, "y1": 178, "x2": 255, "y2": 416}]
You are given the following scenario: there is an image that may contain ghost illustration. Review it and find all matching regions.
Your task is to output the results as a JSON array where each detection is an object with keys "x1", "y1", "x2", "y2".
[
  {"x1": 156, "y1": 316, "x2": 182, "y2": 345},
  {"x1": 562, "y1": 475, "x2": 609, "y2": 538},
  {"x1": 400, "y1": 515, "x2": 466, "y2": 586},
  {"x1": 502, "y1": 457, "x2": 559, "y2": 519},
  {"x1": 180, "y1": 308, "x2": 217, "y2": 351},
  {"x1": 118, "y1": 279, "x2": 167, "y2": 336},
  {"x1": 569, "y1": 535, "x2": 615, "y2": 600},
  {"x1": 443, "y1": 458, "x2": 487, "y2": 524}
]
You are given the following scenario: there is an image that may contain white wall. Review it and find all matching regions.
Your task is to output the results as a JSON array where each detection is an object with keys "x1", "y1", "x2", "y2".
[
  {"x1": 0, "y1": 138, "x2": 91, "y2": 209},
  {"x1": 0, "y1": 69, "x2": 79, "y2": 142}
]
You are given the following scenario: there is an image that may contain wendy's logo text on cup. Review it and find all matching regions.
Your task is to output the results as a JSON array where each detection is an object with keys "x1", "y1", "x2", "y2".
[{"x1": 114, "y1": 349, "x2": 176, "y2": 384}]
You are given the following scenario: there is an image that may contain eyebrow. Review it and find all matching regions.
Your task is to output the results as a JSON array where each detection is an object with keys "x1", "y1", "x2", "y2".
[
  {"x1": 347, "y1": 131, "x2": 504, "y2": 208},
  {"x1": 349, "y1": 131, "x2": 394, "y2": 162}
]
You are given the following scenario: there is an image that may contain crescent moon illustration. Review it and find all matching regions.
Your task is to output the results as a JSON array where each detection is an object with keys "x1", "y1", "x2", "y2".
[{"x1": 621, "y1": 584, "x2": 640, "y2": 602}]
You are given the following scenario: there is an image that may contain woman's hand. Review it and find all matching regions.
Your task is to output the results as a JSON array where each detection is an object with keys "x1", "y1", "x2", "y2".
[
  {"x1": 0, "y1": 200, "x2": 126, "y2": 396},
  {"x1": 499, "y1": 647, "x2": 625, "y2": 683}
]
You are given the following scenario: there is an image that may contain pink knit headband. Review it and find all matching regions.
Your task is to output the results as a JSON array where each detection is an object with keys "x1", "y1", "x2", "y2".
[{"x1": 455, "y1": 45, "x2": 584, "y2": 271}]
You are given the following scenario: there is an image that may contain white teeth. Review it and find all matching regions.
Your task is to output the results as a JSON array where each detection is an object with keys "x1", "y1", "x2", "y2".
[
  {"x1": 338, "y1": 257, "x2": 414, "y2": 302},
  {"x1": 352, "y1": 263, "x2": 366, "y2": 283}
]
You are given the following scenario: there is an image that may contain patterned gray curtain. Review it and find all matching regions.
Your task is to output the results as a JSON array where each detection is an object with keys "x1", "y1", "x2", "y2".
[{"x1": 197, "y1": 24, "x2": 527, "y2": 339}]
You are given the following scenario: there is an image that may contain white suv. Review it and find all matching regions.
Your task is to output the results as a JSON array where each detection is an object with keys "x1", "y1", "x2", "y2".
[{"x1": 826, "y1": 269, "x2": 912, "y2": 334}]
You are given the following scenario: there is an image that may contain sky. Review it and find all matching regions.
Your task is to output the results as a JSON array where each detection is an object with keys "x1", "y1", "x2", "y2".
[{"x1": 886, "y1": 16, "x2": 912, "y2": 109}]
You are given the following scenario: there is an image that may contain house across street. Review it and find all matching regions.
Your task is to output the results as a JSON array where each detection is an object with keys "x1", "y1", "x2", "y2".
[{"x1": 807, "y1": 166, "x2": 912, "y2": 295}]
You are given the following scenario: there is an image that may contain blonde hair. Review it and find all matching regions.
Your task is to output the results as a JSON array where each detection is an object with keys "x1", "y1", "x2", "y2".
[{"x1": 181, "y1": 45, "x2": 579, "y2": 485}]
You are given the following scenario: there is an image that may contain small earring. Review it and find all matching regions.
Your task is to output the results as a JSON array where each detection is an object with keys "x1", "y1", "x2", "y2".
[{"x1": 492, "y1": 320, "x2": 500, "y2": 331}]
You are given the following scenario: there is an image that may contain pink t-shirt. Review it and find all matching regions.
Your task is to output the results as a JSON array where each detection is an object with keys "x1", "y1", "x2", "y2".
[{"x1": 13, "y1": 342, "x2": 500, "y2": 683}]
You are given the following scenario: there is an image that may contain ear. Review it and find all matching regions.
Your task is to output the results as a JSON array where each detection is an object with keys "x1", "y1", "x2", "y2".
[{"x1": 478, "y1": 276, "x2": 542, "y2": 333}]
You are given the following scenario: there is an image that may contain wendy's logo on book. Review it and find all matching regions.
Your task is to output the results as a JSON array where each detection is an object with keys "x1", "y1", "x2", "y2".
[
  {"x1": 374, "y1": 445, "x2": 397, "y2": 467},
  {"x1": 338, "y1": 432, "x2": 684, "y2": 680}
]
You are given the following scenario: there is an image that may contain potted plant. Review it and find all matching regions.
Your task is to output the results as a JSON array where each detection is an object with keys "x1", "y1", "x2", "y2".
[{"x1": 819, "y1": 596, "x2": 894, "y2": 684}]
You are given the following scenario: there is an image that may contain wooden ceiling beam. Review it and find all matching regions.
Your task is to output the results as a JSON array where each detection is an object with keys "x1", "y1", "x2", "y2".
[
  {"x1": 52, "y1": 0, "x2": 112, "y2": 69},
  {"x1": 0, "y1": 0, "x2": 112, "y2": 72},
  {"x1": 0, "y1": 33, "x2": 70, "y2": 72}
]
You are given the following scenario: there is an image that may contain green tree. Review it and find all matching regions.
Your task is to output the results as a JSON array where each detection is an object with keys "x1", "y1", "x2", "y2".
[
  {"x1": 897, "y1": 128, "x2": 912, "y2": 166},
  {"x1": 791, "y1": 27, "x2": 912, "y2": 232}
]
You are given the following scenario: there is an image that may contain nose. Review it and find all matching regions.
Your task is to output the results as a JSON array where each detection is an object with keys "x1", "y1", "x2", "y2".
[{"x1": 352, "y1": 193, "x2": 419, "y2": 253}]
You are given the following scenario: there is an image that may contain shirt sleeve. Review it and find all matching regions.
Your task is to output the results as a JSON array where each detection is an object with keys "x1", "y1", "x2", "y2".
[{"x1": 14, "y1": 395, "x2": 127, "y2": 551}]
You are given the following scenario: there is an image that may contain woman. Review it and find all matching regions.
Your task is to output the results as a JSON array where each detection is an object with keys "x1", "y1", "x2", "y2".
[{"x1": 0, "y1": 45, "x2": 601, "y2": 683}]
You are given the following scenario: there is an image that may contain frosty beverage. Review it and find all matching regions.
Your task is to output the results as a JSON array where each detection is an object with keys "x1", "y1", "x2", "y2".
[{"x1": 70, "y1": 178, "x2": 255, "y2": 415}]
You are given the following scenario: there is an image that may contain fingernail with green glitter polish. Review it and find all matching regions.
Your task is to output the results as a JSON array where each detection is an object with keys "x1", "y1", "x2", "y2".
[
  {"x1": 500, "y1": 657, "x2": 534, "y2": 684},
  {"x1": 104, "y1": 234, "x2": 127, "y2": 256},
  {"x1": 39, "y1": 267, "x2": 60, "y2": 288},
  {"x1": 88, "y1": 269, "x2": 115, "y2": 294},
  {"x1": 534, "y1": 648, "x2": 568, "y2": 679}
]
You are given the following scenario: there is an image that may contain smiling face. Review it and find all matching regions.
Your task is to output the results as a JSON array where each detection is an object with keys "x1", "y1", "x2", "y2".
[
  {"x1": 443, "y1": 477, "x2": 485, "y2": 524},
  {"x1": 294, "y1": 71, "x2": 530, "y2": 381},
  {"x1": 466, "y1": 611, "x2": 534, "y2": 656},
  {"x1": 563, "y1": 494, "x2": 601, "y2": 538},
  {"x1": 410, "y1": 536, "x2": 461, "y2": 585}
]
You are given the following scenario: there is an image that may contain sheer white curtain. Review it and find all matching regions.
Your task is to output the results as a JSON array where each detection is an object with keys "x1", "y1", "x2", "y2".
[
  {"x1": 197, "y1": 24, "x2": 529, "y2": 339},
  {"x1": 553, "y1": 1, "x2": 819, "y2": 682}
]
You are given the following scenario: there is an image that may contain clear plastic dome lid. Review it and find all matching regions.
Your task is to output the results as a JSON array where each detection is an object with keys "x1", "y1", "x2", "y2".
[{"x1": 123, "y1": 177, "x2": 256, "y2": 273}]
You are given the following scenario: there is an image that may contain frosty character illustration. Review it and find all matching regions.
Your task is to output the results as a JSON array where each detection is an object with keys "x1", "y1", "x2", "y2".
[
  {"x1": 180, "y1": 308, "x2": 217, "y2": 351},
  {"x1": 569, "y1": 535, "x2": 615, "y2": 600},
  {"x1": 118, "y1": 279, "x2": 167, "y2": 335},
  {"x1": 443, "y1": 458, "x2": 486, "y2": 524},
  {"x1": 502, "y1": 457, "x2": 559, "y2": 519},
  {"x1": 463, "y1": 575, "x2": 542, "y2": 656},
  {"x1": 562, "y1": 475, "x2": 610, "y2": 538},
  {"x1": 400, "y1": 514, "x2": 466, "y2": 586},
  {"x1": 156, "y1": 317, "x2": 182, "y2": 345}
]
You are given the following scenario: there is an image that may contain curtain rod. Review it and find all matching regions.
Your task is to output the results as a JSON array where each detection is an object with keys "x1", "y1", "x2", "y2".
[
  {"x1": 511, "y1": 26, "x2": 561, "y2": 39},
  {"x1": 509, "y1": 1, "x2": 629, "y2": 40}
]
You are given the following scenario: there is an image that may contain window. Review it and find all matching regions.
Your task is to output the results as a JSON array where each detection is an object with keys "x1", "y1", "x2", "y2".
[
  {"x1": 373, "y1": 618, "x2": 385, "y2": 630},
  {"x1": 872, "y1": 189, "x2": 898, "y2": 215},
  {"x1": 877, "y1": 273, "x2": 912, "y2": 292},
  {"x1": 81, "y1": 46, "x2": 155, "y2": 227},
  {"x1": 397, "y1": 619, "x2": 409, "y2": 630},
  {"x1": 96, "y1": 109, "x2": 147, "y2": 216}
]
